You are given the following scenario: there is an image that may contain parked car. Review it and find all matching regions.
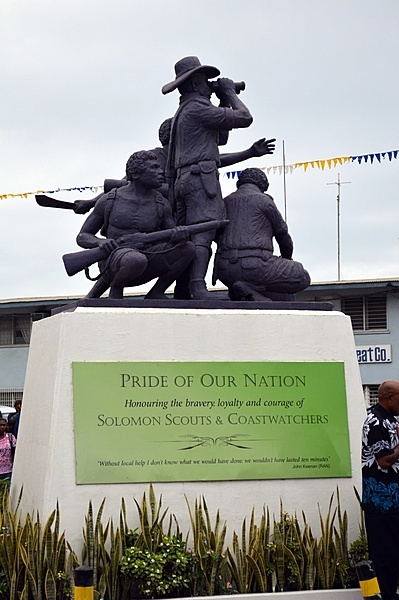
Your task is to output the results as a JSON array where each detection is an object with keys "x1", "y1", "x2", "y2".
[{"x1": 0, "y1": 405, "x2": 14, "y2": 421}]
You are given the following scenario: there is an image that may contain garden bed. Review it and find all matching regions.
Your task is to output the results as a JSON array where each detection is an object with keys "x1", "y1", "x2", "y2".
[{"x1": 175, "y1": 592, "x2": 362, "y2": 600}]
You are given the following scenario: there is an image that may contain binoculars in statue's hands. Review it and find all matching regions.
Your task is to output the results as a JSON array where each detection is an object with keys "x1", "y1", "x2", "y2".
[{"x1": 209, "y1": 80, "x2": 246, "y2": 94}]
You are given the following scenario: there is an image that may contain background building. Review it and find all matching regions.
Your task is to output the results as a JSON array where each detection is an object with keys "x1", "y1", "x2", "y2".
[
  {"x1": 1, "y1": 278, "x2": 398, "y2": 408},
  {"x1": 0, "y1": 296, "x2": 73, "y2": 406},
  {"x1": 297, "y1": 278, "x2": 399, "y2": 405}
]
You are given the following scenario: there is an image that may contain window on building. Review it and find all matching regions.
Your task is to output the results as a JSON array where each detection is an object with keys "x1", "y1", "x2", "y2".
[
  {"x1": 0, "y1": 388, "x2": 23, "y2": 408},
  {"x1": 0, "y1": 314, "x2": 32, "y2": 345},
  {"x1": 363, "y1": 384, "x2": 379, "y2": 407},
  {"x1": 341, "y1": 295, "x2": 387, "y2": 331}
]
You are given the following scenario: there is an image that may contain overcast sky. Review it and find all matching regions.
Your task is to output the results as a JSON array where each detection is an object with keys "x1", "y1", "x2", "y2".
[{"x1": 1, "y1": 0, "x2": 398, "y2": 300}]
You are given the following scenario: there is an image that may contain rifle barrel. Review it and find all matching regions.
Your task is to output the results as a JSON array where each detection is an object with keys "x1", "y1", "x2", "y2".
[{"x1": 63, "y1": 219, "x2": 229, "y2": 277}]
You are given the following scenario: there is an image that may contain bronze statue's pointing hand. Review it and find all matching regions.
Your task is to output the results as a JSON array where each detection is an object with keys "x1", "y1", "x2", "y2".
[{"x1": 250, "y1": 138, "x2": 276, "y2": 157}]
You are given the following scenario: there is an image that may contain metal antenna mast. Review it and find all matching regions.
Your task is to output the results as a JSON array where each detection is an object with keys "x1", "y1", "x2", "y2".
[
  {"x1": 282, "y1": 140, "x2": 287, "y2": 221},
  {"x1": 327, "y1": 173, "x2": 351, "y2": 281}
]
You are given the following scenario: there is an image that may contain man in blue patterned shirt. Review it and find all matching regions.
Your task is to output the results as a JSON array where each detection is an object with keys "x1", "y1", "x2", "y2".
[{"x1": 362, "y1": 380, "x2": 399, "y2": 600}]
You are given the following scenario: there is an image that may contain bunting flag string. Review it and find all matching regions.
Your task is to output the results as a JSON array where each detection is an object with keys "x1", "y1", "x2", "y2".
[
  {"x1": 0, "y1": 185, "x2": 103, "y2": 201},
  {"x1": 223, "y1": 148, "x2": 398, "y2": 179},
  {"x1": 0, "y1": 147, "x2": 398, "y2": 200}
]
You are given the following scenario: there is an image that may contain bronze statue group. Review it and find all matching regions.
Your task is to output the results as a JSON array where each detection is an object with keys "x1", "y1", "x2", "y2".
[{"x1": 40, "y1": 56, "x2": 310, "y2": 301}]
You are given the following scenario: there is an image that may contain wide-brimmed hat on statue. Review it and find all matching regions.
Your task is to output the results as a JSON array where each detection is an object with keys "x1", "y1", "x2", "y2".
[{"x1": 162, "y1": 56, "x2": 220, "y2": 94}]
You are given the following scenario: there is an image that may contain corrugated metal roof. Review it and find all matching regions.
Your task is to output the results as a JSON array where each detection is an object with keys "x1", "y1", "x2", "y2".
[{"x1": 0, "y1": 278, "x2": 399, "y2": 308}]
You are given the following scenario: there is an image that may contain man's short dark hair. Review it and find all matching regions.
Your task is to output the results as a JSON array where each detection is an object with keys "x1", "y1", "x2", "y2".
[
  {"x1": 125, "y1": 151, "x2": 158, "y2": 181},
  {"x1": 237, "y1": 168, "x2": 269, "y2": 192},
  {"x1": 158, "y1": 119, "x2": 172, "y2": 146}
]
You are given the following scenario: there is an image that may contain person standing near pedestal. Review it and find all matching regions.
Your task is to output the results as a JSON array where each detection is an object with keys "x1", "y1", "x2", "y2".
[
  {"x1": 163, "y1": 56, "x2": 254, "y2": 299},
  {"x1": 361, "y1": 379, "x2": 399, "y2": 600},
  {"x1": 7, "y1": 399, "x2": 21, "y2": 438},
  {"x1": 0, "y1": 418, "x2": 16, "y2": 483}
]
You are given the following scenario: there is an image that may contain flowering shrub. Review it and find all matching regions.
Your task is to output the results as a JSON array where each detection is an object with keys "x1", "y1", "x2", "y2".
[{"x1": 120, "y1": 535, "x2": 197, "y2": 597}]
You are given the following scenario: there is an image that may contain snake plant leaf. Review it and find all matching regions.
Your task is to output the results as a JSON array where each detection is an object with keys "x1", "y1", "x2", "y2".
[
  {"x1": 44, "y1": 570, "x2": 56, "y2": 600},
  {"x1": 19, "y1": 580, "x2": 29, "y2": 600},
  {"x1": 247, "y1": 553, "x2": 266, "y2": 592}
]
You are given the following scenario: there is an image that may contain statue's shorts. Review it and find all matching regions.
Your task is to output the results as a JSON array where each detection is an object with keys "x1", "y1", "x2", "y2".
[{"x1": 174, "y1": 161, "x2": 226, "y2": 226}]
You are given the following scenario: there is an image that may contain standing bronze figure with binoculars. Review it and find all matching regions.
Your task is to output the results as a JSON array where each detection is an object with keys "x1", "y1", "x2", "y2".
[{"x1": 163, "y1": 56, "x2": 257, "y2": 300}]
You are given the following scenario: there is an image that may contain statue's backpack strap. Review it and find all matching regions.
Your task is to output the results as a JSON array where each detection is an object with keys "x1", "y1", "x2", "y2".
[
  {"x1": 100, "y1": 188, "x2": 118, "y2": 237},
  {"x1": 155, "y1": 193, "x2": 168, "y2": 229}
]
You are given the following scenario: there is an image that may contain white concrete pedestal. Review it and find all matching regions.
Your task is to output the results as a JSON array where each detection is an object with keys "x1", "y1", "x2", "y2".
[{"x1": 12, "y1": 307, "x2": 365, "y2": 553}]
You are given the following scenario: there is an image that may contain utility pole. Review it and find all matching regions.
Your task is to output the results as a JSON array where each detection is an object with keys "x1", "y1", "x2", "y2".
[{"x1": 327, "y1": 173, "x2": 351, "y2": 281}]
